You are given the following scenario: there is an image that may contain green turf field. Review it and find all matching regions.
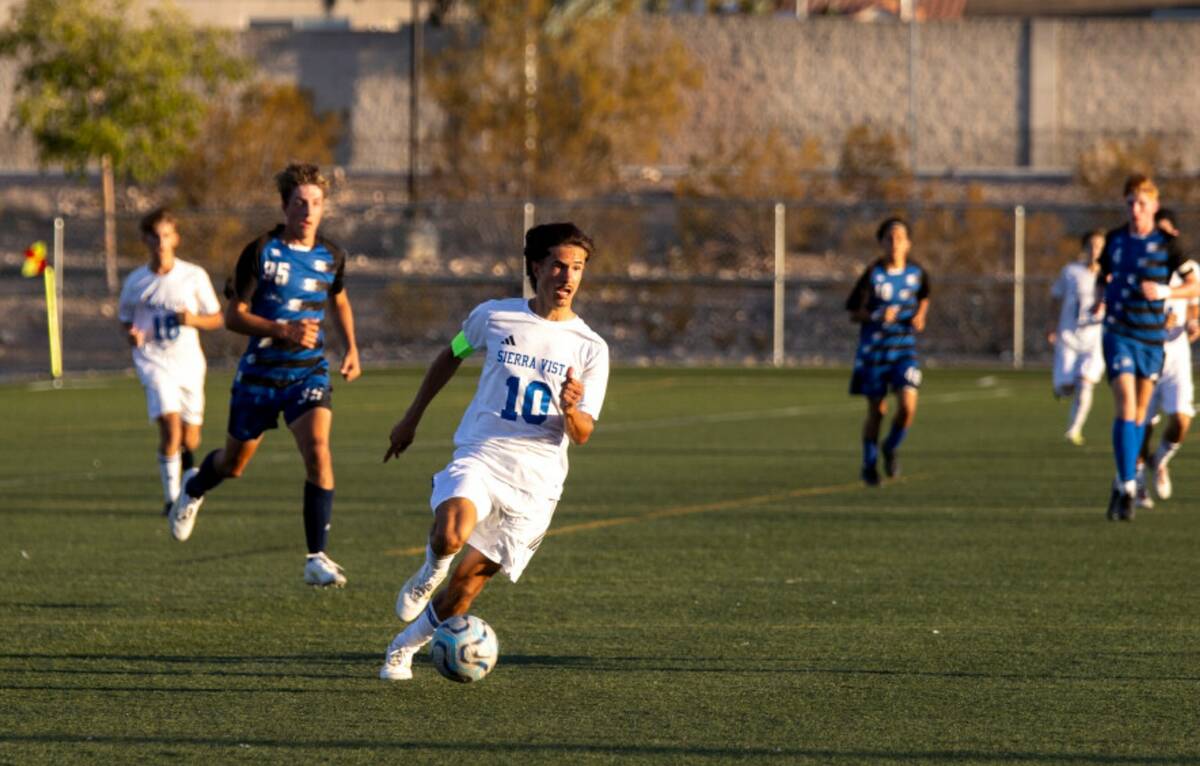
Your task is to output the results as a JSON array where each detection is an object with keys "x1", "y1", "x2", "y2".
[{"x1": 2, "y1": 366, "x2": 1198, "y2": 764}]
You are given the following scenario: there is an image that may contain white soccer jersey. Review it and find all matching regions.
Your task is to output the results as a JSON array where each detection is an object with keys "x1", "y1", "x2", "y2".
[
  {"x1": 117, "y1": 260, "x2": 220, "y2": 381},
  {"x1": 1051, "y1": 261, "x2": 1103, "y2": 333},
  {"x1": 452, "y1": 298, "x2": 610, "y2": 500}
]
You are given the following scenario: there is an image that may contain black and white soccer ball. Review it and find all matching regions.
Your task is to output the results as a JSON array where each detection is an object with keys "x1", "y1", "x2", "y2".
[{"x1": 430, "y1": 614, "x2": 499, "y2": 683}]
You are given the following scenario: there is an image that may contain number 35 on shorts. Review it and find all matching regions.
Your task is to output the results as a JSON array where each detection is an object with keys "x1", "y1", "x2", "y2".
[{"x1": 299, "y1": 386, "x2": 326, "y2": 403}]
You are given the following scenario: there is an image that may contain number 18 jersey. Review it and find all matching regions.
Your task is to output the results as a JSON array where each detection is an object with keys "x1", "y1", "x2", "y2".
[
  {"x1": 453, "y1": 298, "x2": 610, "y2": 500},
  {"x1": 118, "y1": 260, "x2": 220, "y2": 382}
]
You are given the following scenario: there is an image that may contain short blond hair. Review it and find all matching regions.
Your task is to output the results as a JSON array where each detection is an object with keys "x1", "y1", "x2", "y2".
[{"x1": 1123, "y1": 173, "x2": 1159, "y2": 199}]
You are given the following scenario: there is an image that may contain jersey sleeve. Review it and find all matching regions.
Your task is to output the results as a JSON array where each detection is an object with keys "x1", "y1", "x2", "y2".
[
  {"x1": 225, "y1": 239, "x2": 261, "y2": 303},
  {"x1": 328, "y1": 241, "x2": 347, "y2": 296},
  {"x1": 916, "y1": 267, "x2": 930, "y2": 300},
  {"x1": 1166, "y1": 235, "x2": 1187, "y2": 277},
  {"x1": 459, "y1": 301, "x2": 493, "y2": 352},
  {"x1": 845, "y1": 267, "x2": 873, "y2": 313},
  {"x1": 1050, "y1": 267, "x2": 1067, "y2": 299},
  {"x1": 577, "y1": 339, "x2": 610, "y2": 421},
  {"x1": 117, "y1": 276, "x2": 138, "y2": 323},
  {"x1": 195, "y1": 267, "x2": 221, "y2": 315}
]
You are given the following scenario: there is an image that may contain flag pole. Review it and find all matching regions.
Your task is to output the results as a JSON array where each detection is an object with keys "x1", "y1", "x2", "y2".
[{"x1": 43, "y1": 266, "x2": 62, "y2": 383}]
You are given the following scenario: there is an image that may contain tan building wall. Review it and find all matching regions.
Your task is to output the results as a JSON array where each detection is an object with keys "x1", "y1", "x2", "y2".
[{"x1": 3, "y1": 15, "x2": 1200, "y2": 175}]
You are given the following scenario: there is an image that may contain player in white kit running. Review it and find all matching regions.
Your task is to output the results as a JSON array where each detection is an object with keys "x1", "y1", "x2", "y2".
[
  {"x1": 117, "y1": 208, "x2": 222, "y2": 514},
  {"x1": 1141, "y1": 208, "x2": 1198, "y2": 505},
  {"x1": 1049, "y1": 230, "x2": 1106, "y2": 445},
  {"x1": 379, "y1": 222, "x2": 609, "y2": 681}
]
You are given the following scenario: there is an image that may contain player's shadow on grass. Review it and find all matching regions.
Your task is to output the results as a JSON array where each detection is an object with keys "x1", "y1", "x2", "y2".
[{"x1": 0, "y1": 734, "x2": 1196, "y2": 764}]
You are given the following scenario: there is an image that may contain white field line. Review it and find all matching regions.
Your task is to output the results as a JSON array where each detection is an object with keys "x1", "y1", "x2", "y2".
[{"x1": 599, "y1": 387, "x2": 1012, "y2": 433}]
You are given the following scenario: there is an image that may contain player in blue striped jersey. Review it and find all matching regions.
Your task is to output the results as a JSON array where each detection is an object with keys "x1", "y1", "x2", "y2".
[
  {"x1": 1096, "y1": 175, "x2": 1198, "y2": 521},
  {"x1": 845, "y1": 217, "x2": 930, "y2": 486},
  {"x1": 168, "y1": 164, "x2": 362, "y2": 584}
]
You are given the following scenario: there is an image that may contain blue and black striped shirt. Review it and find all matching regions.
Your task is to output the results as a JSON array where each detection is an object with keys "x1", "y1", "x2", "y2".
[
  {"x1": 1099, "y1": 226, "x2": 1186, "y2": 346},
  {"x1": 846, "y1": 259, "x2": 931, "y2": 367},
  {"x1": 226, "y1": 225, "x2": 347, "y2": 386}
]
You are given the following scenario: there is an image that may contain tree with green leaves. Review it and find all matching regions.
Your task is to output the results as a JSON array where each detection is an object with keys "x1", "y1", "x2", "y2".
[
  {"x1": 0, "y1": 0, "x2": 245, "y2": 291},
  {"x1": 426, "y1": 0, "x2": 701, "y2": 199}
]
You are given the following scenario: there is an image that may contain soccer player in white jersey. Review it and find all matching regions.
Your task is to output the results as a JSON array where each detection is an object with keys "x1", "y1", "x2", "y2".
[
  {"x1": 1049, "y1": 230, "x2": 1106, "y2": 446},
  {"x1": 1140, "y1": 208, "x2": 1198, "y2": 506},
  {"x1": 378, "y1": 222, "x2": 609, "y2": 681},
  {"x1": 118, "y1": 208, "x2": 223, "y2": 515}
]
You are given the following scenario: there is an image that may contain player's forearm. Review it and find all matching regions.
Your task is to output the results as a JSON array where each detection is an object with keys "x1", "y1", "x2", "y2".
[
  {"x1": 224, "y1": 302, "x2": 285, "y2": 339},
  {"x1": 183, "y1": 312, "x2": 223, "y2": 331},
  {"x1": 331, "y1": 293, "x2": 359, "y2": 353},
  {"x1": 405, "y1": 347, "x2": 463, "y2": 421},
  {"x1": 562, "y1": 408, "x2": 595, "y2": 446}
]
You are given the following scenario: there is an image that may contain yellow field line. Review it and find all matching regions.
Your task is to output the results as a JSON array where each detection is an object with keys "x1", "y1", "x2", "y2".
[{"x1": 384, "y1": 477, "x2": 903, "y2": 557}]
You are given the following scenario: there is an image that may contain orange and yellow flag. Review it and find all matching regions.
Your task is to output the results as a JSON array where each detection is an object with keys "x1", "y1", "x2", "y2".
[{"x1": 22, "y1": 241, "x2": 46, "y2": 277}]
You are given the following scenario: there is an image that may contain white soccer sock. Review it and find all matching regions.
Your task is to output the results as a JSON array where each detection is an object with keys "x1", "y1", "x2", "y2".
[
  {"x1": 158, "y1": 453, "x2": 182, "y2": 503},
  {"x1": 1067, "y1": 381, "x2": 1094, "y2": 435},
  {"x1": 393, "y1": 603, "x2": 442, "y2": 652},
  {"x1": 1155, "y1": 441, "x2": 1182, "y2": 468},
  {"x1": 427, "y1": 543, "x2": 455, "y2": 578}
]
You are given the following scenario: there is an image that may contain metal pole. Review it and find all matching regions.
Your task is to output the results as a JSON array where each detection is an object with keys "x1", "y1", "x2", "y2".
[
  {"x1": 907, "y1": 13, "x2": 918, "y2": 175},
  {"x1": 773, "y1": 203, "x2": 786, "y2": 367},
  {"x1": 408, "y1": 0, "x2": 421, "y2": 207},
  {"x1": 522, "y1": 202, "x2": 535, "y2": 299},
  {"x1": 1013, "y1": 205, "x2": 1026, "y2": 369},
  {"x1": 54, "y1": 216, "x2": 64, "y2": 372},
  {"x1": 523, "y1": 22, "x2": 538, "y2": 198},
  {"x1": 101, "y1": 154, "x2": 118, "y2": 294}
]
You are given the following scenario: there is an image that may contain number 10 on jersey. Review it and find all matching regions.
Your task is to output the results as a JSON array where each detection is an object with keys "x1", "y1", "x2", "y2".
[{"x1": 500, "y1": 376, "x2": 553, "y2": 424}]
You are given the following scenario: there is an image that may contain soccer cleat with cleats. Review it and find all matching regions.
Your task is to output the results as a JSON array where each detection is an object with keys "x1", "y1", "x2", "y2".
[
  {"x1": 379, "y1": 640, "x2": 416, "y2": 681},
  {"x1": 1135, "y1": 478, "x2": 1154, "y2": 510},
  {"x1": 1154, "y1": 459, "x2": 1172, "y2": 500},
  {"x1": 882, "y1": 448, "x2": 900, "y2": 479},
  {"x1": 304, "y1": 552, "x2": 347, "y2": 588},
  {"x1": 1119, "y1": 491, "x2": 1136, "y2": 522},
  {"x1": 168, "y1": 468, "x2": 204, "y2": 541},
  {"x1": 861, "y1": 463, "x2": 881, "y2": 487},
  {"x1": 1065, "y1": 430, "x2": 1085, "y2": 447},
  {"x1": 397, "y1": 563, "x2": 445, "y2": 622}
]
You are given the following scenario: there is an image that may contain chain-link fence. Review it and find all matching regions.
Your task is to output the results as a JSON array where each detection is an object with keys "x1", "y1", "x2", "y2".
[{"x1": 5, "y1": 197, "x2": 1192, "y2": 377}]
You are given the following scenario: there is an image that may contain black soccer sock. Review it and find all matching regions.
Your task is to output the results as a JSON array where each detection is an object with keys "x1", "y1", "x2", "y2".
[
  {"x1": 186, "y1": 450, "x2": 224, "y2": 498},
  {"x1": 303, "y1": 481, "x2": 334, "y2": 555},
  {"x1": 181, "y1": 447, "x2": 195, "y2": 473}
]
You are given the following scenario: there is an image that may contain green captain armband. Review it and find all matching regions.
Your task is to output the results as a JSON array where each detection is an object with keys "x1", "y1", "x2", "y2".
[{"x1": 450, "y1": 331, "x2": 475, "y2": 359}]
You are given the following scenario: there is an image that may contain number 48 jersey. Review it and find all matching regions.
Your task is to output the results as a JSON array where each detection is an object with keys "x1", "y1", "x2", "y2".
[
  {"x1": 118, "y1": 260, "x2": 220, "y2": 381},
  {"x1": 452, "y1": 298, "x2": 609, "y2": 500}
]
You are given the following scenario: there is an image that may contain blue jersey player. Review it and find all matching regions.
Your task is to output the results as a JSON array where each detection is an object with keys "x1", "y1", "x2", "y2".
[
  {"x1": 168, "y1": 163, "x2": 362, "y2": 585},
  {"x1": 845, "y1": 217, "x2": 930, "y2": 486},
  {"x1": 1096, "y1": 175, "x2": 1198, "y2": 521}
]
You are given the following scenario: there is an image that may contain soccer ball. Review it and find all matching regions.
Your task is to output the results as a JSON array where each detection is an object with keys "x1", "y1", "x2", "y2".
[{"x1": 430, "y1": 614, "x2": 499, "y2": 683}]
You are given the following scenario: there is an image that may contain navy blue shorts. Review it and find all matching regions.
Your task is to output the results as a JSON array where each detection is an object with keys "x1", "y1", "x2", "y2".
[
  {"x1": 1103, "y1": 332, "x2": 1164, "y2": 382},
  {"x1": 227, "y1": 368, "x2": 333, "y2": 442},
  {"x1": 850, "y1": 357, "x2": 922, "y2": 399}
]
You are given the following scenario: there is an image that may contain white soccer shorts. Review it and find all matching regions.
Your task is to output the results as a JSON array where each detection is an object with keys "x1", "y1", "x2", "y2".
[
  {"x1": 140, "y1": 368, "x2": 205, "y2": 424},
  {"x1": 1052, "y1": 328, "x2": 1104, "y2": 394},
  {"x1": 1147, "y1": 342, "x2": 1195, "y2": 419},
  {"x1": 430, "y1": 456, "x2": 558, "y2": 583}
]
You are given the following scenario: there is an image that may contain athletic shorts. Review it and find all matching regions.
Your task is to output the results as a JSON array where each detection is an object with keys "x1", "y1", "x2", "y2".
[
  {"x1": 138, "y1": 366, "x2": 205, "y2": 424},
  {"x1": 1147, "y1": 339, "x2": 1195, "y2": 419},
  {"x1": 1052, "y1": 327, "x2": 1104, "y2": 394},
  {"x1": 850, "y1": 357, "x2": 922, "y2": 399},
  {"x1": 1103, "y1": 332, "x2": 1164, "y2": 383},
  {"x1": 429, "y1": 456, "x2": 558, "y2": 583},
  {"x1": 227, "y1": 367, "x2": 332, "y2": 442}
]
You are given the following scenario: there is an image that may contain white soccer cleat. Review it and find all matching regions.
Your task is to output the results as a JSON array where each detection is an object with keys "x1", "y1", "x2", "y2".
[
  {"x1": 379, "y1": 640, "x2": 416, "y2": 681},
  {"x1": 304, "y1": 552, "x2": 347, "y2": 588},
  {"x1": 168, "y1": 468, "x2": 204, "y2": 542},
  {"x1": 396, "y1": 562, "x2": 445, "y2": 622},
  {"x1": 1155, "y1": 461, "x2": 1173, "y2": 500}
]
